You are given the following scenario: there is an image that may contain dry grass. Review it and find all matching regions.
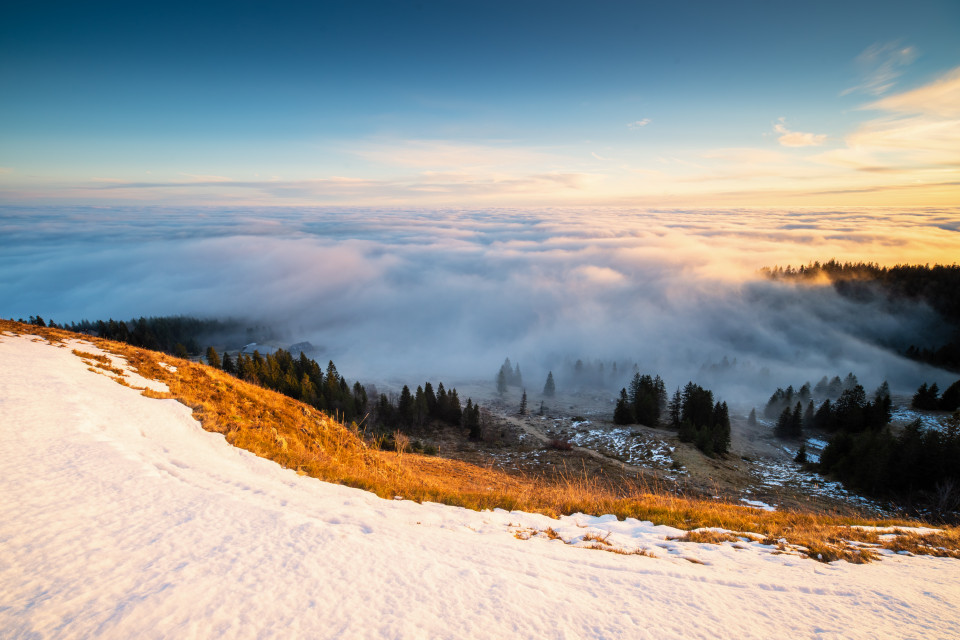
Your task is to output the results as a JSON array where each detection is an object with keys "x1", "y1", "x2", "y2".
[
  {"x1": 4, "y1": 319, "x2": 959, "y2": 564},
  {"x1": 881, "y1": 529, "x2": 960, "y2": 559},
  {"x1": 669, "y1": 530, "x2": 744, "y2": 544}
]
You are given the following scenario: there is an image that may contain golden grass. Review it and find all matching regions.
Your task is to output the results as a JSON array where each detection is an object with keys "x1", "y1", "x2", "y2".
[
  {"x1": 3, "y1": 319, "x2": 958, "y2": 564},
  {"x1": 881, "y1": 529, "x2": 960, "y2": 559},
  {"x1": 670, "y1": 530, "x2": 744, "y2": 544}
]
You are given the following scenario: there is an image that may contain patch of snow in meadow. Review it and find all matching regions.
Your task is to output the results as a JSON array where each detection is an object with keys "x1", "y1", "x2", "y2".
[
  {"x1": 740, "y1": 498, "x2": 777, "y2": 512},
  {"x1": 891, "y1": 405, "x2": 946, "y2": 432},
  {"x1": 1, "y1": 334, "x2": 959, "y2": 639},
  {"x1": 567, "y1": 426, "x2": 677, "y2": 469},
  {"x1": 749, "y1": 457, "x2": 888, "y2": 514}
]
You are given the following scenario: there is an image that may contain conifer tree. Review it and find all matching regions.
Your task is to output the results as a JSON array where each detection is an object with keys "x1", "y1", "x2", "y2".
[
  {"x1": 221, "y1": 352, "x2": 235, "y2": 375},
  {"x1": 519, "y1": 389, "x2": 527, "y2": 415},
  {"x1": 747, "y1": 407, "x2": 757, "y2": 427},
  {"x1": 398, "y1": 385, "x2": 414, "y2": 427},
  {"x1": 613, "y1": 388, "x2": 633, "y2": 425},
  {"x1": 465, "y1": 399, "x2": 482, "y2": 440},
  {"x1": 414, "y1": 385, "x2": 427, "y2": 426},
  {"x1": 496, "y1": 368, "x2": 507, "y2": 394},
  {"x1": 205, "y1": 346, "x2": 221, "y2": 369},
  {"x1": 712, "y1": 401, "x2": 731, "y2": 454},
  {"x1": 802, "y1": 400, "x2": 815, "y2": 431},
  {"x1": 543, "y1": 371, "x2": 556, "y2": 397},
  {"x1": 669, "y1": 388, "x2": 682, "y2": 429},
  {"x1": 424, "y1": 382, "x2": 438, "y2": 417}
]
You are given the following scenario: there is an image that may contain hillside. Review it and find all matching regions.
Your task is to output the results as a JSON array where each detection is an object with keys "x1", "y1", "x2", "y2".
[{"x1": 2, "y1": 322, "x2": 960, "y2": 638}]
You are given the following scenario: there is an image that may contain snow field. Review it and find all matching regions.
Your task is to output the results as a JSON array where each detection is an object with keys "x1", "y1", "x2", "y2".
[{"x1": 2, "y1": 333, "x2": 959, "y2": 639}]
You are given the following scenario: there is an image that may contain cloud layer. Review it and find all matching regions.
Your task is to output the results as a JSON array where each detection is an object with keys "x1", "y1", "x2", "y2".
[{"x1": 3, "y1": 206, "x2": 958, "y2": 406}]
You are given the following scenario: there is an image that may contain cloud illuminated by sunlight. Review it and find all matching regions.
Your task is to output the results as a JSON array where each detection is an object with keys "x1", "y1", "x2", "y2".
[{"x1": 773, "y1": 119, "x2": 826, "y2": 147}]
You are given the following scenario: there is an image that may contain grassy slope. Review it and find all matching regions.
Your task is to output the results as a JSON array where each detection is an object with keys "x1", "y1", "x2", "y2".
[{"x1": 4, "y1": 319, "x2": 957, "y2": 562}]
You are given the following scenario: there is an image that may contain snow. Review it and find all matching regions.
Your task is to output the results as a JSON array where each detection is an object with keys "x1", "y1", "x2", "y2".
[
  {"x1": 748, "y1": 457, "x2": 889, "y2": 513},
  {"x1": 740, "y1": 498, "x2": 777, "y2": 512},
  {"x1": 567, "y1": 426, "x2": 677, "y2": 470},
  {"x1": 891, "y1": 405, "x2": 947, "y2": 433},
  {"x1": 2, "y1": 333, "x2": 960, "y2": 639}
]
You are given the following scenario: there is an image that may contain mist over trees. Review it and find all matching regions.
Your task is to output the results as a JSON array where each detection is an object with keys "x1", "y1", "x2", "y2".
[{"x1": 765, "y1": 261, "x2": 960, "y2": 371}]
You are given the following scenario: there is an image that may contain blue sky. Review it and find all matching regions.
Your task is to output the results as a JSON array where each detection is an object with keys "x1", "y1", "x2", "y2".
[{"x1": 2, "y1": 0, "x2": 959, "y2": 206}]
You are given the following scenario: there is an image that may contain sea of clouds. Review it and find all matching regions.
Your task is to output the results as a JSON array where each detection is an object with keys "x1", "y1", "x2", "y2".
[{"x1": 2, "y1": 205, "x2": 958, "y2": 405}]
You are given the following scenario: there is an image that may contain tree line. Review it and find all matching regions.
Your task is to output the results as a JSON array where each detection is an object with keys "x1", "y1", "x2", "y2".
[{"x1": 763, "y1": 260, "x2": 960, "y2": 371}]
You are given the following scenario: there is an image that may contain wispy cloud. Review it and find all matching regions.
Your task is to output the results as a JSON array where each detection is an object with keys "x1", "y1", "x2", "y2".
[
  {"x1": 842, "y1": 41, "x2": 917, "y2": 97},
  {"x1": 773, "y1": 118, "x2": 827, "y2": 147},
  {"x1": 816, "y1": 66, "x2": 960, "y2": 173},
  {"x1": 865, "y1": 65, "x2": 960, "y2": 117},
  {"x1": 627, "y1": 119, "x2": 651, "y2": 130}
]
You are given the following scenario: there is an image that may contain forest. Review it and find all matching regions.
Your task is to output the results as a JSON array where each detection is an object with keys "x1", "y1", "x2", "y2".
[{"x1": 764, "y1": 261, "x2": 960, "y2": 370}]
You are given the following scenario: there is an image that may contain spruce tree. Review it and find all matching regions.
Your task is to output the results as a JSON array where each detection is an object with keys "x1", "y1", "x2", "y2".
[
  {"x1": 668, "y1": 388, "x2": 682, "y2": 429},
  {"x1": 496, "y1": 368, "x2": 507, "y2": 394},
  {"x1": 712, "y1": 401, "x2": 731, "y2": 454},
  {"x1": 465, "y1": 399, "x2": 481, "y2": 440},
  {"x1": 519, "y1": 389, "x2": 527, "y2": 415},
  {"x1": 747, "y1": 407, "x2": 757, "y2": 427},
  {"x1": 205, "y1": 346, "x2": 221, "y2": 369},
  {"x1": 543, "y1": 371, "x2": 556, "y2": 397},
  {"x1": 802, "y1": 401, "x2": 815, "y2": 431},
  {"x1": 794, "y1": 443, "x2": 808, "y2": 464},
  {"x1": 221, "y1": 352, "x2": 235, "y2": 375},
  {"x1": 398, "y1": 385, "x2": 414, "y2": 427},
  {"x1": 613, "y1": 389, "x2": 633, "y2": 425}
]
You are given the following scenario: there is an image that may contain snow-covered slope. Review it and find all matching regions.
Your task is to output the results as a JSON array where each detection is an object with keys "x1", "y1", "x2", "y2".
[{"x1": 1, "y1": 333, "x2": 958, "y2": 639}]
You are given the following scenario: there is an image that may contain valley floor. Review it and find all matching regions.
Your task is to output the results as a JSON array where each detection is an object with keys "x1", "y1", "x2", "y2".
[{"x1": 2, "y1": 333, "x2": 959, "y2": 639}]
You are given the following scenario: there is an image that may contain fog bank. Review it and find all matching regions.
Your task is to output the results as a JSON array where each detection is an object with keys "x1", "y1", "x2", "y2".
[{"x1": 2, "y1": 205, "x2": 958, "y2": 405}]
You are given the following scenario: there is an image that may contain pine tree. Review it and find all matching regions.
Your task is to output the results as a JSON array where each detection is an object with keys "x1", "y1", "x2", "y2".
[
  {"x1": 747, "y1": 407, "x2": 757, "y2": 427},
  {"x1": 519, "y1": 389, "x2": 527, "y2": 415},
  {"x1": 414, "y1": 385, "x2": 427, "y2": 426},
  {"x1": 465, "y1": 399, "x2": 481, "y2": 440},
  {"x1": 205, "y1": 346, "x2": 221, "y2": 369},
  {"x1": 446, "y1": 388, "x2": 462, "y2": 424},
  {"x1": 775, "y1": 405, "x2": 793, "y2": 439},
  {"x1": 802, "y1": 400, "x2": 815, "y2": 431},
  {"x1": 543, "y1": 371, "x2": 556, "y2": 397},
  {"x1": 398, "y1": 385, "x2": 414, "y2": 427},
  {"x1": 514, "y1": 364, "x2": 522, "y2": 387},
  {"x1": 668, "y1": 388, "x2": 682, "y2": 429},
  {"x1": 424, "y1": 382, "x2": 438, "y2": 417},
  {"x1": 712, "y1": 401, "x2": 731, "y2": 454},
  {"x1": 613, "y1": 388, "x2": 633, "y2": 425},
  {"x1": 221, "y1": 352, "x2": 235, "y2": 375},
  {"x1": 794, "y1": 443, "x2": 808, "y2": 464},
  {"x1": 496, "y1": 368, "x2": 507, "y2": 394}
]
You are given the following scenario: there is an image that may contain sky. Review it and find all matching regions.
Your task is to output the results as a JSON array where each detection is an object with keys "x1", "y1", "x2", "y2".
[
  {"x1": 1, "y1": 0, "x2": 959, "y2": 207},
  {"x1": 2, "y1": 1, "x2": 959, "y2": 402}
]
